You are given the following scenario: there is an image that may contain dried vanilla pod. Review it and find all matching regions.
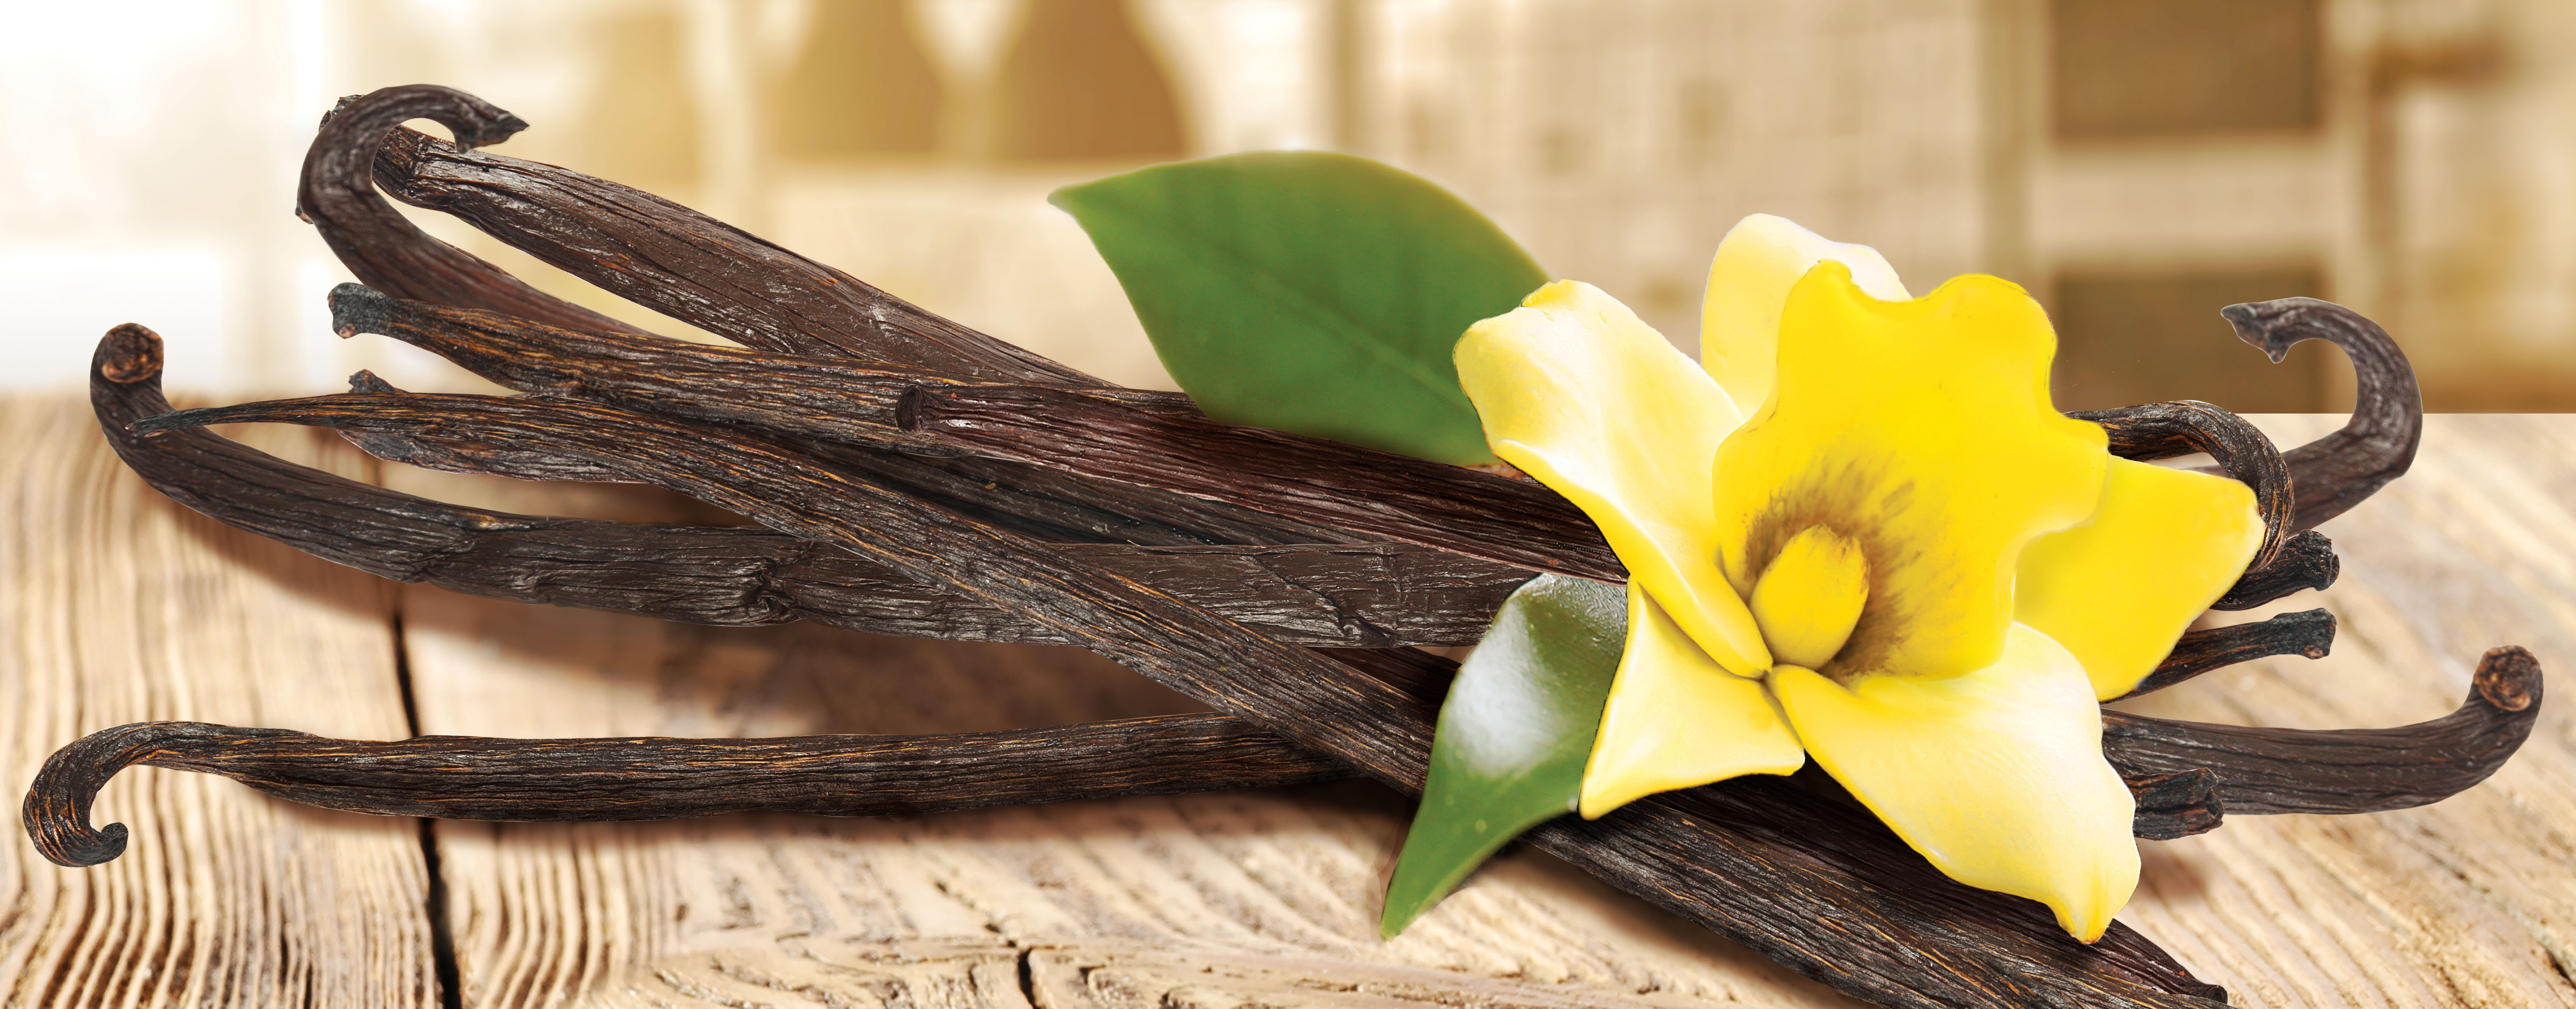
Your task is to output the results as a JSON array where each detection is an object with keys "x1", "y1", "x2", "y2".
[
  {"x1": 22, "y1": 715, "x2": 1350, "y2": 868},
  {"x1": 329, "y1": 285, "x2": 1196, "y2": 448},
  {"x1": 2209, "y1": 529, "x2": 2339, "y2": 611},
  {"x1": 328, "y1": 284, "x2": 966, "y2": 454},
  {"x1": 342, "y1": 374, "x2": 1367, "y2": 551},
  {"x1": 902, "y1": 382, "x2": 1627, "y2": 580},
  {"x1": 2112, "y1": 609, "x2": 2336, "y2": 699},
  {"x1": 2105, "y1": 645, "x2": 2543, "y2": 815},
  {"x1": 26, "y1": 714, "x2": 2230, "y2": 848}
]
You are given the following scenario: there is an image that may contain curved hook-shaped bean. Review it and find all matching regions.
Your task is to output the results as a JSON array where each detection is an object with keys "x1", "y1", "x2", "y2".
[
  {"x1": 21, "y1": 716, "x2": 1342, "y2": 867},
  {"x1": 297, "y1": 84, "x2": 651, "y2": 336},
  {"x1": 2106, "y1": 645, "x2": 2541, "y2": 815},
  {"x1": 2220, "y1": 297, "x2": 2423, "y2": 534},
  {"x1": 23, "y1": 722, "x2": 314, "y2": 867}
]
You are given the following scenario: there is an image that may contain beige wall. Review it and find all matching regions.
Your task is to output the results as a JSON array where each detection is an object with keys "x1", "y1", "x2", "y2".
[{"x1": 4, "y1": 0, "x2": 2572, "y2": 411}]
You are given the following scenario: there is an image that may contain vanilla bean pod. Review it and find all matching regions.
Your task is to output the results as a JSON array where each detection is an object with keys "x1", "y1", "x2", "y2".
[
  {"x1": 341, "y1": 371, "x2": 634, "y2": 482},
  {"x1": 131, "y1": 388, "x2": 2231, "y2": 1008},
  {"x1": 904, "y1": 383, "x2": 1626, "y2": 581},
  {"x1": 37, "y1": 624, "x2": 2527, "y2": 866},
  {"x1": 2220, "y1": 297, "x2": 2423, "y2": 534},
  {"x1": 2122, "y1": 770, "x2": 2221, "y2": 841},
  {"x1": 2104, "y1": 646, "x2": 2542, "y2": 815},
  {"x1": 327, "y1": 284, "x2": 960, "y2": 453},
  {"x1": 2113, "y1": 609, "x2": 2336, "y2": 701},
  {"x1": 2209, "y1": 530, "x2": 2338, "y2": 611},
  {"x1": 90, "y1": 329, "x2": 1517, "y2": 646},
  {"x1": 329, "y1": 285, "x2": 1194, "y2": 454},
  {"x1": 22, "y1": 715, "x2": 1349, "y2": 867},
  {"x1": 355, "y1": 94, "x2": 1092, "y2": 384},
  {"x1": 22, "y1": 717, "x2": 2223, "y2": 870},
  {"x1": 298, "y1": 85, "x2": 650, "y2": 338},
  {"x1": 340, "y1": 372, "x2": 1361, "y2": 551}
]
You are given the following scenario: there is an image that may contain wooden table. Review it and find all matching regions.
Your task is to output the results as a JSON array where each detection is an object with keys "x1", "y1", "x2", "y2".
[{"x1": 3, "y1": 396, "x2": 2572, "y2": 1008}]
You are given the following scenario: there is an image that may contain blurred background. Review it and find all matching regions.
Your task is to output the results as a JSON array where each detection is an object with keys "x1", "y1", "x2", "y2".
[{"x1": 1, "y1": 0, "x2": 2569, "y2": 412}]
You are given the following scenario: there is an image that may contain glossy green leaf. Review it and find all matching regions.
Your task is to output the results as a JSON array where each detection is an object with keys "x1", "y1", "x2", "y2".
[
  {"x1": 1052, "y1": 152, "x2": 1547, "y2": 465},
  {"x1": 1381, "y1": 574, "x2": 1625, "y2": 936}
]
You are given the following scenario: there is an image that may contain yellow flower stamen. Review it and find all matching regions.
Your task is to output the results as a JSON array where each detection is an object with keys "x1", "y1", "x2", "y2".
[{"x1": 1747, "y1": 526, "x2": 1870, "y2": 672}]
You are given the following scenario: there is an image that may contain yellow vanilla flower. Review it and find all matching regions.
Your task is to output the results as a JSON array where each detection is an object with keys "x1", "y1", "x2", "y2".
[{"x1": 1452, "y1": 215, "x2": 2264, "y2": 941}]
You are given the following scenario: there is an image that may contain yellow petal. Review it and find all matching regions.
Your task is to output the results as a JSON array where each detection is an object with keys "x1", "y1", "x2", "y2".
[
  {"x1": 1580, "y1": 583, "x2": 1807, "y2": 818},
  {"x1": 2017, "y1": 457, "x2": 2265, "y2": 700},
  {"x1": 1458, "y1": 280, "x2": 1771, "y2": 674},
  {"x1": 1770, "y1": 624, "x2": 2139, "y2": 942},
  {"x1": 1710, "y1": 266, "x2": 2107, "y2": 681},
  {"x1": 1700, "y1": 214, "x2": 1911, "y2": 415}
]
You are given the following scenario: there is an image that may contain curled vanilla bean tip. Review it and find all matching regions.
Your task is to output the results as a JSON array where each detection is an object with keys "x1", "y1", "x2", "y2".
[
  {"x1": 2219, "y1": 297, "x2": 2422, "y2": 534},
  {"x1": 2117, "y1": 608, "x2": 2336, "y2": 701},
  {"x1": 300, "y1": 86, "x2": 649, "y2": 337},
  {"x1": 2104, "y1": 645, "x2": 2545, "y2": 815},
  {"x1": 2212, "y1": 530, "x2": 2339, "y2": 611},
  {"x1": 317, "y1": 89, "x2": 527, "y2": 149},
  {"x1": 328, "y1": 282, "x2": 396, "y2": 338},
  {"x1": 97, "y1": 323, "x2": 164, "y2": 385},
  {"x1": 2126, "y1": 768, "x2": 2222, "y2": 840},
  {"x1": 2475, "y1": 645, "x2": 2539, "y2": 712},
  {"x1": 23, "y1": 722, "x2": 305, "y2": 867}
]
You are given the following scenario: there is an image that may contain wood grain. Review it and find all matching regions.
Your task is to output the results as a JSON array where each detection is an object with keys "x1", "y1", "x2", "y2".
[{"x1": 0, "y1": 398, "x2": 432, "y2": 1006}]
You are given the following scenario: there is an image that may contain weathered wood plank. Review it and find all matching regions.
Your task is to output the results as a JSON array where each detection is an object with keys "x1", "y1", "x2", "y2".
[{"x1": 0, "y1": 397, "x2": 432, "y2": 1007}]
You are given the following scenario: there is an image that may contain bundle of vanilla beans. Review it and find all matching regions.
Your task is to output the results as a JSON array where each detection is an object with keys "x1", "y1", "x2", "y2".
[{"x1": 22, "y1": 86, "x2": 2544, "y2": 1009}]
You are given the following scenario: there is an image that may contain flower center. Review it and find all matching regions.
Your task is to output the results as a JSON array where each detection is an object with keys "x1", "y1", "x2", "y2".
[{"x1": 1747, "y1": 525, "x2": 1868, "y2": 671}]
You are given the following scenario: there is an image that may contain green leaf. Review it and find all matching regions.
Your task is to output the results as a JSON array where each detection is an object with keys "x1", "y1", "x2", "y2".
[
  {"x1": 1381, "y1": 574, "x2": 1626, "y2": 937},
  {"x1": 1052, "y1": 152, "x2": 1547, "y2": 466}
]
